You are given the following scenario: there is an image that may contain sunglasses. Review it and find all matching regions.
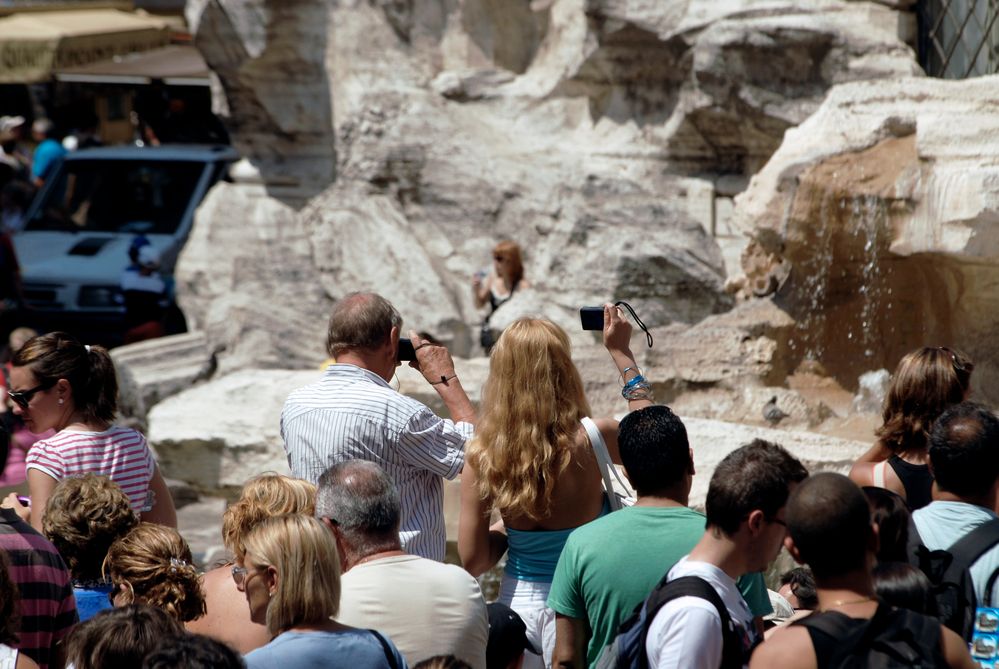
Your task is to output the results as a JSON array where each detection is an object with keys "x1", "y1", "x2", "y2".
[
  {"x1": 231, "y1": 564, "x2": 265, "y2": 588},
  {"x1": 7, "y1": 381, "x2": 55, "y2": 409},
  {"x1": 938, "y1": 347, "x2": 974, "y2": 375}
]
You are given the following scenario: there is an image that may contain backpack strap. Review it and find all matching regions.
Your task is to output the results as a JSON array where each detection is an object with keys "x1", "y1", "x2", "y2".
[
  {"x1": 947, "y1": 518, "x2": 999, "y2": 606},
  {"x1": 947, "y1": 517, "x2": 999, "y2": 572},
  {"x1": 795, "y1": 609, "x2": 865, "y2": 668},
  {"x1": 642, "y1": 576, "x2": 743, "y2": 669}
]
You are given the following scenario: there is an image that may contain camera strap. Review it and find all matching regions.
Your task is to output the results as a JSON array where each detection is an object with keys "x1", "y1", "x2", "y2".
[{"x1": 614, "y1": 301, "x2": 653, "y2": 348}]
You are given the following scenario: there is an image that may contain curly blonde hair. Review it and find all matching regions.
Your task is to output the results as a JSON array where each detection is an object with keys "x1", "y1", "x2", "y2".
[
  {"x1": 42, "y1": 474, "x2": 138, "y2": 581},
  {"x1": 242, "y1": 514, "x2": 341, "y2": 636},
  {"x1": 104, "y1": 523, "x2": 206, "y2": 623},
  {"x1": 876, "y1": 346, "x2": 973, "y2": 454},
  {"x1": 221, "y1": 474, "x2": 316, "y2": 560},
  {"x1": 465, "y1": 318, "x2": 591, "y2": 520}
]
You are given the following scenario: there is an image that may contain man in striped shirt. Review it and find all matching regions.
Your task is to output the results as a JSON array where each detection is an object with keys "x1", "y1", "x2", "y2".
[
  {"x1": 0, "y1": 506, "x2": 77, "y2": 669},
  {"x1": 281, "y1": 292, "x2": 476, "y2": 561}
]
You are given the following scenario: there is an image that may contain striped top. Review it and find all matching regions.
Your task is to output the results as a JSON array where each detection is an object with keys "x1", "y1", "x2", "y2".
[
  {"x1": 25, "y1": 426, "x2": 156, "y2": 513},
  {"x1": 281, "y1": 364, "x2": 471, "y2": 561},
  {"x1": 0, "y1": 508, "x2": 77, "y2": 669}
]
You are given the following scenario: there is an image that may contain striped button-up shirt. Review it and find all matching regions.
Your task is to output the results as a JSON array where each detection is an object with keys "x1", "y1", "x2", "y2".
[{"x1": 281, "y1": 364, "x2": 470, "y2": 561}]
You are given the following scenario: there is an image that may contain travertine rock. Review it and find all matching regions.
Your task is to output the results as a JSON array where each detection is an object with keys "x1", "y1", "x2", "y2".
[
  {"x1": 113, "y1": 332, "x2": 215, "y2": 427},
  {"x1": 177, "y1": 0, "x2": 919, "y2": 370},
  {"x1": 732, "y1": 76, "x2": 999, "y2": 402},
  {"x1": 683, "y1": 416, "x2": 868, "y2": 509}
]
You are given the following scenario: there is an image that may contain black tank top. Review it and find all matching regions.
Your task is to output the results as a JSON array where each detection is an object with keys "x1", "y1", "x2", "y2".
[{"x1": 887, "y1": 455, "x2": 934, "y2": 510}]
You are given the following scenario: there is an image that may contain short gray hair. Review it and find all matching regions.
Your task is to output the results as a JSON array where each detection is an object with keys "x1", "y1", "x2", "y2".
[
  {"x1": 326, "y1": 292, "x2": 402, "y2": 358},
  {"x1": 316, "y1": 460, "x2": 401, "y2": 543}
]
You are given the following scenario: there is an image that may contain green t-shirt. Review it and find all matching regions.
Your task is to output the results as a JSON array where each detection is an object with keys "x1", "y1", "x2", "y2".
[{"x1": 546, "y1": 505, "x2": 772, "y2": 667}]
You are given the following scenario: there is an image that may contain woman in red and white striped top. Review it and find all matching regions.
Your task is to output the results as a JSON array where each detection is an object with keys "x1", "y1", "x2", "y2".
[{"x1": 0, "y1": 332, "x2": 176, "y2": 531}]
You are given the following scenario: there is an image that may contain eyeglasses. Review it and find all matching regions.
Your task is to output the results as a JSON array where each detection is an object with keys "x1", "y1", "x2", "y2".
[
  {"x1": 8, "y1": 381, "x2": 55, "y2": 410},
  {"x1": 231, "y1": 564, "x2": 265, "y2": 589},
  {"x1": 938, "y1": 347, "x2": 974, "y2": 375}
]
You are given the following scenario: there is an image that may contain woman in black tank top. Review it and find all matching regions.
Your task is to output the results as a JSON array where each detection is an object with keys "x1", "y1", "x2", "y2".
[{"x1": 849, "y1": 346, "x2": 973, "y2": 510}]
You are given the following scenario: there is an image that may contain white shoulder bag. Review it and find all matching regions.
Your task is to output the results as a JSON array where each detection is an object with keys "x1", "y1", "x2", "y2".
[{"x1": 581, "y1": 416, "x2": 636, "y2": 511}]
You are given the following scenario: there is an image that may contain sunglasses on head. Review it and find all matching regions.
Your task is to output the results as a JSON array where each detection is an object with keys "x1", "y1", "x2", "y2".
[
  {"x1": 938, "y1": 347, "x2": 974, "y2": 375},
  {"x1": 8, "y1": 380, "x2": 55, "y2": 409}
]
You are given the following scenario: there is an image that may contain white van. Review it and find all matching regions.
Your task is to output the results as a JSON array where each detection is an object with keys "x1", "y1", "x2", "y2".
[{"x1": 13, "y1": 144, "x2": 238, "y2": 344}]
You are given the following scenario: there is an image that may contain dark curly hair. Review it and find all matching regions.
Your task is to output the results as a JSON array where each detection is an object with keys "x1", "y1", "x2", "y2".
[{"x1": 42, "y1": 474, "x2": 139, "y2": 581}]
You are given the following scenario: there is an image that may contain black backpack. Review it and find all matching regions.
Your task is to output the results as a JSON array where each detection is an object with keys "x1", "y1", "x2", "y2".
[
  {"x1": 909, "y1": 516, "x2": 999, "y2": 640},
  {"x1": 594, "y1": 575, "x2": 745, "y2": 669},
  {"x1": 795, "y1": 603, "x2": 945, "y2": 668}
]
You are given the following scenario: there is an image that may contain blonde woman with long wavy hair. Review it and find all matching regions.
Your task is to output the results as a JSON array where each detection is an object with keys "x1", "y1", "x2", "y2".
[{"x1": 458, "y1": 305, "x2": 651, "y2": 668}]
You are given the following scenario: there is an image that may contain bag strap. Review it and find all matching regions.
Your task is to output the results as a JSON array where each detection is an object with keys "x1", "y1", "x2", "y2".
[
  {"x1": 582, "y1": 417, "x2": 625, "y2": 512},
  {"x1": 946, "y1": 517, "x2": 999, "y2": 573},
  {"x1": 644, "y1": 576, "x2": 741, "y2": 669},
  {"x1": 368, "y1": 629, "x2": 398, "y2": 669},
  {"x1": 872, "y1": 461, "x2": 888, "y2": 489}
]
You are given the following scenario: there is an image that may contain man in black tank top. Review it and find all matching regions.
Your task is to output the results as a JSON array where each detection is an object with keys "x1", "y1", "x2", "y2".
[{"x1": 750, "y1": 473, "x2": 975, "y2": 669}]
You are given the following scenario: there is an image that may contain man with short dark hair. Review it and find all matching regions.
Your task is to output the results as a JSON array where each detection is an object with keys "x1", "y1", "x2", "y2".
[
  {"x1": 547, "y1": 408, "x2": 772, "y2": 668},
  {"x1": 317, "y1": 459, "x2": 488, "y2": 668},
  {"x1": 282, "y1": 292, "x2": 476, "y2": 560},
  {"x1": 644, "y1": 439, "x2": 808, "y2": 669},
  {"x1": 750, "y1": 472, "x2": 975, "y2": 669},
  {"x1": 913, "y1": 401, "x2": 999, "y2": 604}
]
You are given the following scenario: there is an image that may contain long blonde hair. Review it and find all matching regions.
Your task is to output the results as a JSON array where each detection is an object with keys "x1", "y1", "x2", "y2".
[{"x1": 466, "y1": 318, "x2": 591, "y2": 520}]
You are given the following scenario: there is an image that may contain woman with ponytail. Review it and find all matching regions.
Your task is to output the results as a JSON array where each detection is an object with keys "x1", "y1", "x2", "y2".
[{"x1": 0, "y1": 331, "x2": 176, "y2": 530}]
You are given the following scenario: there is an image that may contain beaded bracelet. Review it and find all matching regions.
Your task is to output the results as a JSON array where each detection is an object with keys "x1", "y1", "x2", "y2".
[{"x1": 429, "y1": 374, "x2": 457, "y2": 385}]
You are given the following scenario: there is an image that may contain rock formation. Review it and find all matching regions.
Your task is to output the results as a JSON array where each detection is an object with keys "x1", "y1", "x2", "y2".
[{"x1": 178, "y1": 0, "x2": 919, "y2": 369}]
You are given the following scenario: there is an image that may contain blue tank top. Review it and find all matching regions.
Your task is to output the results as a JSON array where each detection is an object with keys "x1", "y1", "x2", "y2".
[{"x1": 504, "y1": 496, "x2": 612, "y2": 582}]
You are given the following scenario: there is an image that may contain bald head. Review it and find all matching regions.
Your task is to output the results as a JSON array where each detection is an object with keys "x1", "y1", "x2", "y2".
[
  {"x1": 316, "y1": 460, "x2": 401, "y2": 540},
  {"x1": 326, "y1": 292, "x2": 402, "y2": 358},
  {"x1": 787, "y1": 472, "x2": 872, "y2": 579}
]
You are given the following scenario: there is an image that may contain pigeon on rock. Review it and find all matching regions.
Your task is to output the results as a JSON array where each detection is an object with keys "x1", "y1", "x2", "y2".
[{"x1": 763, "y1": 396, "x2": 789, "y2": 426}]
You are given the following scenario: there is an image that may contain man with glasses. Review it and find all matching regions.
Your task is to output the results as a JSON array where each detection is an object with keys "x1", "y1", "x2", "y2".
[
  {"x1": 643, "y1": 440, "x2": 808, "y2": 669},
  {"x1": 281, "y1": 292, "x2": 476, "y2": 562}
]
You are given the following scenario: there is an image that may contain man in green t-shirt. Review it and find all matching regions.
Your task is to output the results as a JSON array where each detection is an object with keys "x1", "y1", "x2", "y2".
[{"x1": 547, "y1": 405, "x2": 772, "y2": 667}]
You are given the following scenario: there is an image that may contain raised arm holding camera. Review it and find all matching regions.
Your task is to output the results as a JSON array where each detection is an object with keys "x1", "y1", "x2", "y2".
[
  {"x1": 458, "y1": 303, "x2": 651, "y2": 669},
  {"x1": 280, "y1": 292, "x2": 475, "y2": 562}
]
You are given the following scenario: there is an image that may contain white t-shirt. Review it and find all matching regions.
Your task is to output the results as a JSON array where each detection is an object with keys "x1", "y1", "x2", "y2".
[
  {"x1": 645, "y1": 558, "x2": 758, "y2": 669},
  {"x1": 336, "y1": 554, "x2": 489, "y2": 669}
]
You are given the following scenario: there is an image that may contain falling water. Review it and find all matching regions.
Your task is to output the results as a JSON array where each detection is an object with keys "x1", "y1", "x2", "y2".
[{"x1": 787, "y1": 189, "x2": 893, "y2": 370}]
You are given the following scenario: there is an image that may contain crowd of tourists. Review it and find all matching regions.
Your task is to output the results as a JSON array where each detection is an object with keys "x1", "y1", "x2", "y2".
[{"x1": 0, "y1": 288, "x2": 995, "y2": 668}]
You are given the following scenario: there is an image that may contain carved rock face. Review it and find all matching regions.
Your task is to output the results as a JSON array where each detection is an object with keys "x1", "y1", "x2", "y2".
[{"x1": 177, "y1": 0, "x2": 918, "y2": 370}]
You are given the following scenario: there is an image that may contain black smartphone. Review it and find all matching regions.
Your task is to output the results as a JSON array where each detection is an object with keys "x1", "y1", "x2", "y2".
[
  {"x1": 398, "y1": 338, "x2": 416, "y2": 362},
  {"x1": 580, "y1": 307, "x2": 604, "y2": 331}
]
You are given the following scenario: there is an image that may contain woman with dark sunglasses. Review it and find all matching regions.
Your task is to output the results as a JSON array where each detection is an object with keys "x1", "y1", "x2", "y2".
[
  {"x1": 850, "y1": 346, "x2": 974, "y2": 510},
  {"x1": 0, "y1": 331, "x2": 176, "y2": 531}
]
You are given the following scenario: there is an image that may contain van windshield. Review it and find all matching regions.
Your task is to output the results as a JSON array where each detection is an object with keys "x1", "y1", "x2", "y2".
[{"x1": 25, "y1": 159, "x2": 206, "y2": 235}]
